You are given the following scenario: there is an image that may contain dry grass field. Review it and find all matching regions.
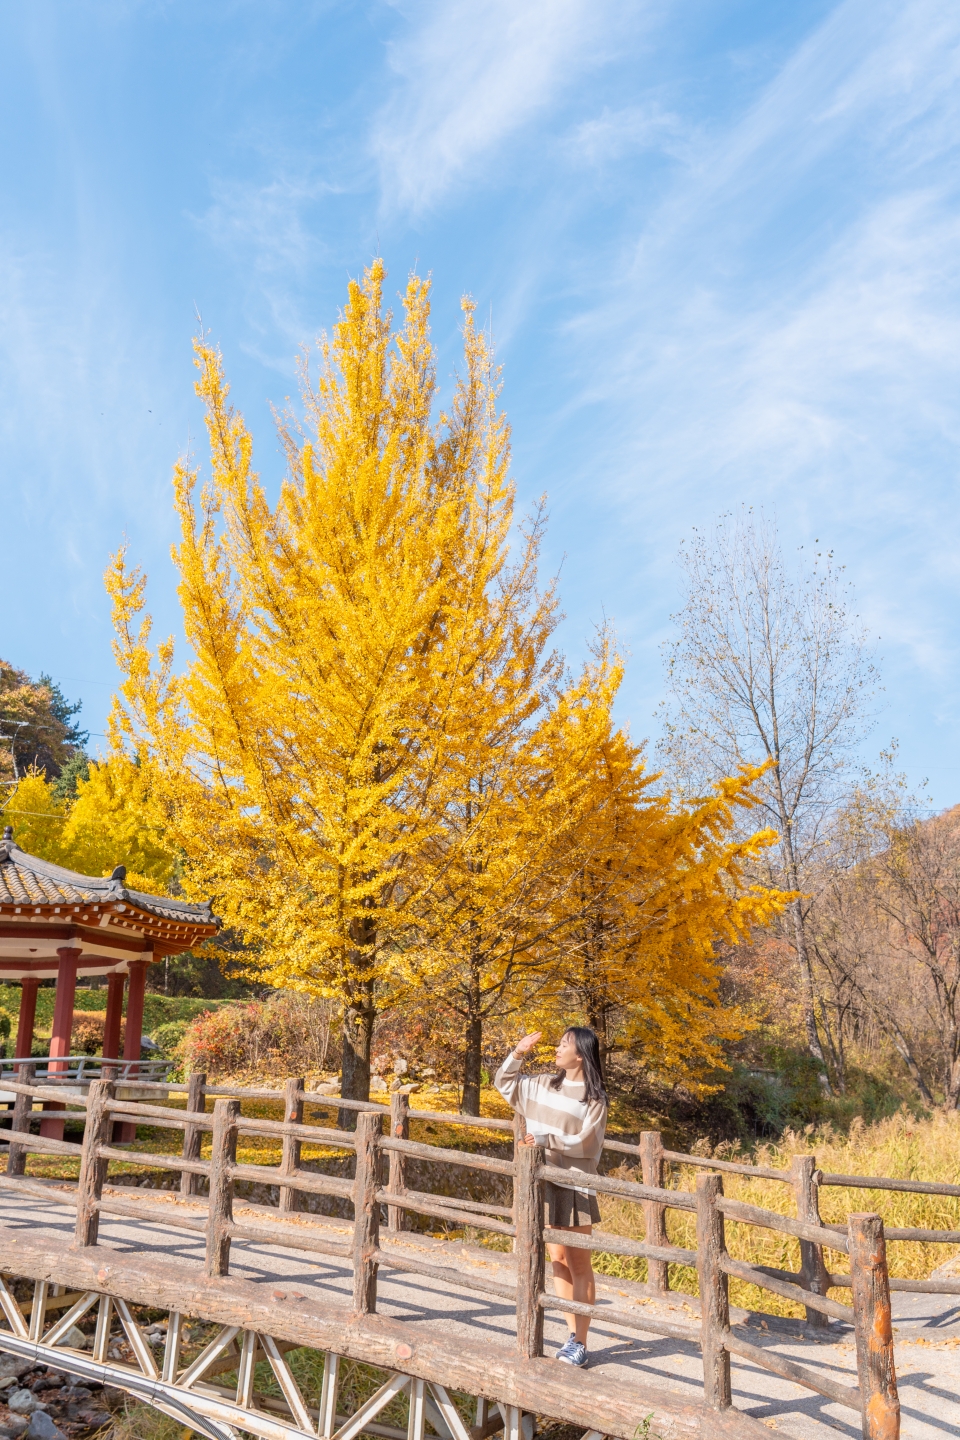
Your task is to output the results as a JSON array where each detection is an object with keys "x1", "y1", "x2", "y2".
[{"x1": 596, "y1": 1109, "x2": 960, "y2": 1316}]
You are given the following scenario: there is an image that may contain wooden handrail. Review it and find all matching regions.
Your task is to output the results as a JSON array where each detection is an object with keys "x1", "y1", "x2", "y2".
[
  {"x1": 718, "y1": 1254, "x2": 850, "y2": 1320},
  {"x1": 538, "y1": 1292, "x2": 699, "y2": 1343},
  {"x1": 821, "y1": 1171, "x2": 960, "y2": 1198},
  {"x1": 663, "y1": 1149, "x2": 792, "y2": 1182},
  {"x1": 716, "y1": 1196, "x2": 852, "y2": 1253},
  {"x1": 542, "y1": 1226, "x2": 695, "y2": 1265},
  {"x1": 372, "y1": 1249, "x2": 517, "y2": 1299},
  {"x1": 374, "y1": 1189, "x2": 516, "y2": 1236},
  {"x1": 722, "y1": 1330, "x2": 861, "y2": 1409},
  {"x1": 539, "y1": 1161, "x2": 696, "y2": 1210},
  {"x1": 379, "y1": 1133, "x2": 515, "y2": 1175},
  {"x1": 696, "y1": 1170, "x2": 899, "y2": 1439}
]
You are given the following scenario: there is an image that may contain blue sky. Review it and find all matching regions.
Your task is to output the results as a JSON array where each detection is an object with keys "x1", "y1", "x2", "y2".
[{"x1": 2, "y1": 0, "x2": 959, "y2": 804}]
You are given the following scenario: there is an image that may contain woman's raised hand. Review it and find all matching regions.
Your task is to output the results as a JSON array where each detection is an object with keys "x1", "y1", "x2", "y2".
[{"x1": 514, "y1": 1031, "x2": 542, "y2": 1054}]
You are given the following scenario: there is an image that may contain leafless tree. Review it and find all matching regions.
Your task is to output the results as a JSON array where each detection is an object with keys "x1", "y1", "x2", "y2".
[
  {"x1": 660, "y1": 511, "x2": 878, "y2": 1089},
  {"x1": 870, "y1": 808, "x2": 960, "y2": 1107},
  {"x1": 806, "y1": 822, "x2": 934, "y2": 1104}
]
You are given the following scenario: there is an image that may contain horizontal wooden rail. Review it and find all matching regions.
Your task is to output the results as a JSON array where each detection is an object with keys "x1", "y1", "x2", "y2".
[
  {"x1": 601, "y1": 1138, "x2": 642, "y2": 1157},
  {"x1": 236, "y1": 1116, "x2": 357, "y2": 1149},
  {"x1": 97, "y1": 1144, "x2": 208, "y2": 1173},
  {"x1": 542, "y1": 1226, "x2": 697, "y2": 1266},
  {"x1": 537, "y1": 1293, "x2": 700, "y2": 1344},
  {"x1": 400, "y1": 1186, "x2": 514, "y2": 1219},
  {"x1": 828, "y1": 1271, "x2": 960, "y2": 1295},
  {"x1": 97, "y1": 1196, "x2": 207, "y2": 1232},
  {"x1": 0, "y1": 1131, "x2": 82, "y2": 1157},
  {"x1": 539, "y1": 1162, "x2": 697, "y2": 1210},
  {"x1": 662, "y1": 1150, "x2": 792, "y2": 1183},
  {"x1": 404, "y1": 1109, "x2": 513, "y2": 1134},
  {"x1": 380, "y1": 1134, "x2": 515, "y2": 1175},
  {"x1": 229, "y1": 1162, "x2": 355, "y2": 1198},
  {"x1": 0, "y1": 1173, "x2": 78, "y2": 1205},
  {"x1": 372, "y1": 1248, "x2": 517, "y2": 1299},
  {"x1": 721, "y1": 1330, "x2": 861, "y2": 1410},
  {"x1": 716, "y1": 1197, "x2": 851, "y2": 1253},
  {"x1": 718, "y1": 1254, "x2": 851, "y2": 1320},
  {"x1": 375, "y1": 1188, "x2": 516, "y2": 1235},
  {"x1": 0, "y1": 1080, "x2": 90, "y2": 1106},
  {"x1": 228, "y1": 1220, "x2": 351, "y2": 1258},
  {"x1": 105, "y1": 1100, "x2": 210, "y2": 1129},
  {"x1": 822, "y1": 1219, "x2": 960, "y2": 1243},
  {"x1": 819, "y1": 1171, "x2": 960, "y2": 1197}
]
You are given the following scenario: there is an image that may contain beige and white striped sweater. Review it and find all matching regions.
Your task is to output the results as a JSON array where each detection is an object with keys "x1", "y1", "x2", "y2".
[{"x1": 494, "y1": 1049, "x2": 607, "y2": 1174}]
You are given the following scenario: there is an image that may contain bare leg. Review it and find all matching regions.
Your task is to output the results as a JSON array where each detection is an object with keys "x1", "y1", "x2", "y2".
[{"x1": 546, "y1": 1224, "x2": 595, "y2": 1344}]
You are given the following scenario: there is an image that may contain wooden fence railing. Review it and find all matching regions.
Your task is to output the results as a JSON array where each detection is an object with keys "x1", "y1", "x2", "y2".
[
  {"x1": 3, "y1": 1078, "x2": 954, "y2": 1438},
  {"x1": 614, "y1": 1127, "x2": 960, "y2": 1340}
]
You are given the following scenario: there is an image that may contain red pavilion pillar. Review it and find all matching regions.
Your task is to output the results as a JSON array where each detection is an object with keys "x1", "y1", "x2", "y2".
[
  {"x1": 15, "y1": 977, "x2": 39, "y2": 1060},
  {"x1": 39, "y1": 945, "x2": 81, "y2": 1139},
  {"x1": 116, "y1": 959, "x2": 149, "y2": 1143},
  {"x1": 103, "y1": 971, "x2": 126, "y2": 1063}
]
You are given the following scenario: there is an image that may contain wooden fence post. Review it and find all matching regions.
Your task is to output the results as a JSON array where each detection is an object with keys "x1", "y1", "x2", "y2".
[
  {"x1": 510, "y1": 1112, "x2": 526, "y2": 1248},
  {"x1": 696, "y1": 1171, "x2": 731, "y2": 1411},
  {"x1": 513, "y1": 1140, "x2": 545, "y2": 1358},
  {"x1": 791, "y1": 1154, "x2": 831, "y2": 1329},
  {"x1": 205, "y1": 1098, "x2": 240, "y2": 1277},
  {"x1": 640, "y1": 1130, "x2": 669, "y2": 1295},
  {"x1": 73, "y1": 1079, "x2": 115, "y2": 1248},
  {"x1": 7, "y1": 1062, "x2": 35, "y2": 1177},
  {"x1": 352, "y1": 1110, "x2": 382, "y2": 1314},
  {"x1": 181, "y1": 1071, "x2": 207, "y2": 1199},
  {"x1": 849, "y1": 1213, "x2": 900, "y2": 1440},
  {"x1": 279, "y1": 1076, "x2": 305, "y2": 1214},
  {"x1": 388, "y1": 1091, "x2": 409, "y2": 1231}
]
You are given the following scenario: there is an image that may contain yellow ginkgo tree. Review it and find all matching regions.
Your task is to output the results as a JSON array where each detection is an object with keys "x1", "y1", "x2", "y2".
[
  {"x1": 2, "y1": 760, "x2": 172, "y2": 894},
  {"x1": 544, "y1": 732, "x2": 787, "y2": 1088},
  {"x1": 105, "y1": 260, "x2": 787, "y2": 1104},
  {"x1": 107, "y1": 261, "x2": 589, "y2": 1101}
]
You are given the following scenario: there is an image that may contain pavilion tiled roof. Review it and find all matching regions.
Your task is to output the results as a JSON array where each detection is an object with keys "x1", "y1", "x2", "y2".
[{"x1": 0, "y1": 826, "x2": 219, "y2": 929}]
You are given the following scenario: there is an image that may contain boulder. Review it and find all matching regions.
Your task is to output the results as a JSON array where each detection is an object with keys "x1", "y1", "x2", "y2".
[
  {"x1": 53, "y1": 1326, "x2": 87, "y2": 1350},
  {"x1": 0, "y1": 1361, "x2": 30, "y2": 1384},
  {"x1": 24, "y1": 1413, "x2": 66, "y2": 1440},
  {"x1": 6, "y1": 1391, "x2": 40, "y2": 1415}
]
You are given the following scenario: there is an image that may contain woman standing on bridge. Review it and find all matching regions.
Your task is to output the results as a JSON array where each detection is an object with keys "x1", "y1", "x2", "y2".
[{"x1": 495, "y1": 1027, "x2": 607, "y2": 1370}]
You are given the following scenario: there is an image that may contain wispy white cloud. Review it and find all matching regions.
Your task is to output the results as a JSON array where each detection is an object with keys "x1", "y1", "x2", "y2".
[
  {"x1": 371, "y1": 0, "x2": 621, "y2": 216},
  {"x1": 200, "y1": 172, "x2": 337, "y2": 278},
  {"x1": 566, "y1": 103, "x2": 696, "y2": 167},
  {"x1": 568, "y1": 1, "x2": 960, "y2": 489},
  {"x1": 546, "y1": 0, "x2": 960, "y2": 736}
]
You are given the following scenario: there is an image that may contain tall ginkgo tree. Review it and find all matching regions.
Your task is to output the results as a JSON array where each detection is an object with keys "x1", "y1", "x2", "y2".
[
  {"x1": 401, "y1": 634, "x2": 623, "y2": 1114},
  {"x1": 549, "y1": 729, "x2": 786, "y2": 1085},
  {"x1": 107, "y1": 262, "x2": 579, "y2": 1101}
]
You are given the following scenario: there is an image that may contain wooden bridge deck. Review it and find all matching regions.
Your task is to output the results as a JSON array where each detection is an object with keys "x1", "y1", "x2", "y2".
[{"x1": 2, "y1": 1185, "x2": 957, "y2": 1440}]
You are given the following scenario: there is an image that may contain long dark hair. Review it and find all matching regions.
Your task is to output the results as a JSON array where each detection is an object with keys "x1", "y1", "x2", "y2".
[{"x1": 549, "y1": 1026, "x2": 606, "y2": 1105}]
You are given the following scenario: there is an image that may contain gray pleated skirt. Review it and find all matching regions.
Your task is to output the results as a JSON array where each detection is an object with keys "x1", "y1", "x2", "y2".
[{"x1": 544, "y1": 1179, "x2": 601, "y2": 1228}]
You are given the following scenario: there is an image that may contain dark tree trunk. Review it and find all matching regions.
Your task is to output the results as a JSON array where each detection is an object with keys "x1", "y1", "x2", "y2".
[
  {"x1": 461, "y1": 961, "x2": 483, "y2": 1116},
  {"x1": 339, "y1": 973, "x2": 375, "y2": 1128}
]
